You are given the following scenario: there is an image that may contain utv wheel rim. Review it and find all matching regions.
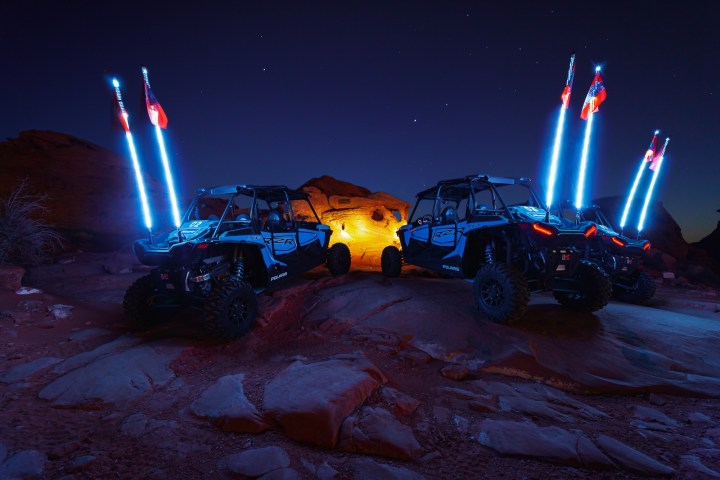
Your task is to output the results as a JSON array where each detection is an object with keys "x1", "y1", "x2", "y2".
[
  {"x1": 229, "y1": 297, "x2": 249, "y2": 327},
  {"x1": 480, "y1": 279, "x2": 504, "y2": 308}
]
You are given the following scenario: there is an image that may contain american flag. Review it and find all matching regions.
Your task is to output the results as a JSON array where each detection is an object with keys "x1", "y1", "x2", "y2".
[
  {"x1": 560, "y1": 53, "x2": 576, "y2": 109},
  {"x1": 142, "y1": 67, "x2": 169, "y2": 129}
]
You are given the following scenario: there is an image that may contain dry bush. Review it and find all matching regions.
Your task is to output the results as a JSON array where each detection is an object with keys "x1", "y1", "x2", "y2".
[{"x1": 0, "y1": 179, "x2": 63, "y2": 265}]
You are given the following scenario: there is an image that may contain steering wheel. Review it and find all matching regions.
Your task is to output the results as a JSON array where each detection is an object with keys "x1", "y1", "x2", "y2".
[{"x1": 416, "y1": 214, "x2": 433, "y2": 226}]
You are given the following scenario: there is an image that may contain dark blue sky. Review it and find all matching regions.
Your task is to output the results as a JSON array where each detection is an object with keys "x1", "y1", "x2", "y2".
[{"x1": 3, "y1": 1, "x2": 719, "y2": 240}]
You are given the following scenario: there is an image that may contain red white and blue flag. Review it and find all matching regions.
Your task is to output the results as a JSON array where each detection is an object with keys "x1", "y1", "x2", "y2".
[
  {"x1": 644, "y1": 131, "x2": 659, "y2": 163},
  {"x1": 142, "y1": 66, "x2": 168, "y2": 129},
  {"x1": 560, "y1": 53, "x2": 576, "y2": 109},
  {"x1": 580, "y1": 71, "x2": 607, "y2": 120}
]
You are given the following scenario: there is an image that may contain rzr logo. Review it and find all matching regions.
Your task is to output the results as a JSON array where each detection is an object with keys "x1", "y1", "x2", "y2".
[
  {"x1": 432, "y1": 229, "x2": 455, "y2": 240},
  {"x1": 264, "y1": 237, "x2": 295, "y2": 246}
]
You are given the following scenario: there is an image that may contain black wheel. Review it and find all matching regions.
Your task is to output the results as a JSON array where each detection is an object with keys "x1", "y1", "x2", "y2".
[
  {"x1": 123, "y1": 274, "x2": 157, "y2": 329},
  {"x1": 381, "y1": 246, "x2": 402, "y2": 277},
  {"x1": 473, "y1": 263, "x2": 530, "y2": 325},
  {"x1": 327, "y1": 243, "x2": 351, "y2": 275},
  {"x1": 204, "y1": 281, "x2": 258, "y2": 340},
  {"x1": 617, "y1": 270, "x2": 656, "y2": 305},
  {"x1": 553, "y1": 261, "x2": 611, "y2": 312}
]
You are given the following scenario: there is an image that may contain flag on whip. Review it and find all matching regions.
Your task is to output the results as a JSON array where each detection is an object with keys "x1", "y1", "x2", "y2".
[
  {"x1": 560, "y1": 53, "x2": 576, "y2": 109},
  {"x1": 142, "y1": 66, "x2": 168, "y2": 128},
  {"x1": 644, "y1": 131, "x2": 659, "y2": 163},
  {"x1": 580, "y1": 70, "x2": 607, "y2": 120}
]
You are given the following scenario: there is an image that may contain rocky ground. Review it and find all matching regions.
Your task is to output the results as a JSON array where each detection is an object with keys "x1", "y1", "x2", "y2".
[{"x1": 1, "y1": 252, "x2": 719, "y2": 479}]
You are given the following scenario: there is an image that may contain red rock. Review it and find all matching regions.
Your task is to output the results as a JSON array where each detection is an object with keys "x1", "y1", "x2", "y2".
[
  {"x1": 190, "y1": 374, "x2": 270, "y2": 433},
  {"x1": 0, "y1": 265, "x2": 24, "y2": 290},
  {"x1": 440, "y1": 364, "x2": 469, "y2": 380},
  {"x1": 379, "y1": 386, "x2": 420, "y2": 415},
  {"x1": 595, "y1": 433, "x2": 675, "y2": 476},
  {"x1": 339, "y1": 406, "x2": 424, "y2": 460},
  {"x1": 263, "y1": 354, "x2": 387, "y2": 448},
  {"x1": 476, "y1": 419, "x2": 612, "y2": 469}
]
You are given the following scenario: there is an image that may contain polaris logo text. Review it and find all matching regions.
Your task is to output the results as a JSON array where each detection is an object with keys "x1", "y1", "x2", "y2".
[
  {"x1": 442, "y1": 265, "x2": 460, "y2": 272},
  {"x1": 270, "y1": 272, "x2": 288, "y2": 281}
]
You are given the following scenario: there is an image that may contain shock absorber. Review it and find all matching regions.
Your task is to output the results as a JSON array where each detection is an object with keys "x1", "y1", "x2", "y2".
[
  {"x1": 485, "y1": 243, "x2": 496, "y2": 264},
  {"x1": 232, "y1": 250, "x2": 245, "y2": 281}
]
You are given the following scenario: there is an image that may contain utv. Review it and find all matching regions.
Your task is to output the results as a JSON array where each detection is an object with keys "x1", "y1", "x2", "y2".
[
  {"x1": 124, "y1": 185, "x2": 351, "y2": 339},
  {"x1": 380, "y1": 175, "x2": 612, "y2": 324},
  {"x1": 555, "y1": 202, "x2": 655, "y2": 304}
]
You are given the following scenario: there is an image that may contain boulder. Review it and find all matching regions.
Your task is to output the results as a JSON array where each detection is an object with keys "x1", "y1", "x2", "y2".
[
  {"x1": 190, "y1": 374, "x2": 270, "y2": 433},
  {"x1": 0, "y1": 450, "x2": 47, "y2": 479},
  {"x1": 595, "y1": 434, "x2": 674, "y2": 476},
  {"x1": 296, "y1": 176, "x2": 410, "y2": 268},
  {"x1": 263, "y1": 354, "x2": 387, "y2": 448},
  {"x1": 221, "y1": 446, "x2": 290, "y2": 477},
  {"x1": 339, "y1": 406, "x2": 424, "y2": 460}
]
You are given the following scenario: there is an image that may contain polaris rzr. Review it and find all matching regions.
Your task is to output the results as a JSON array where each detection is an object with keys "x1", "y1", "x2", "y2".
[
  {"x1": 554, "y1": 201, "x2": 655, "y2": 304},
  {"x1": 380, "y1": 175, "x2": 611, "y2": 324},
  {"x1": 124, "y1": 185, "x2": 351, "y2": 339}
]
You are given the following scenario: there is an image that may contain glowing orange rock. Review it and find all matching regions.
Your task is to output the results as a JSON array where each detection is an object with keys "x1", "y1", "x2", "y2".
[{"x1": 294, "y1": 176, "x2": 409, "y2": 269}]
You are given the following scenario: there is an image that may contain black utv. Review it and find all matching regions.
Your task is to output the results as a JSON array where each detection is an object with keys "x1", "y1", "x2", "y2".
[
  {"x1": 124, "y1": 185, "x2": 351, "y2": 339},
  {"x1": 381, "y1": 175, "x2": 612, "y2": 324},
  {"x1": 555, "y1": 202, "x2": 655, "y2": 304}
]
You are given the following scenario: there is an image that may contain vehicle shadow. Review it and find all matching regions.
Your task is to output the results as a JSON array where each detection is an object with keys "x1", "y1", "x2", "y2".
[{"x1": 512, "y1": 304, "x2": 604, "y2": 339}]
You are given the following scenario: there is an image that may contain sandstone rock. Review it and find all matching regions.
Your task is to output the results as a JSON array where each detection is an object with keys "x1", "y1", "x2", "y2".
[
  {"x1": 595, "y1": 433, "x2": 674, "y2": 476},
  {"x1": 259, "y1": 468, "x2": 301, "y2": 480},
  {"x1": 339, "y1": 406, "x2": 424, "y2": 460},
  {"x1": 688, "y1": 412, "x2": 715, "y2": 425},
  {"x1": 476, "y1": 419, "x2": 612, "y2": 469},
  {"x1": 190, "y1": 374, "x2": 270, "y2": 433},
  {"x1": 39, "y1": 341, "x2": 187, "y2": 407},
  {"x1": 352, "y1": 458, "x2": 426, "y2": 480},
  {"x1": 680, "y1": 454, "x2": 720, "y2": 478},
  {"x1": 221, "y1": 446, "x2": 290, "y2": 477},
  {"x1": 0, "y1": 356, "x2": 62, "y2": 384},
  {"x1": 380, "y1": 386, "x2": 420, "y2": 415},
  {"x1": 121, "y1": 413, "x2": 149, "y2": 437},
  {"x1": 0, "y1": 131, "x2": 170, "y2": 251},
  {"x1": 633, "y1": 405, "x2": 679, "y2": 428},
  {"x1": 0, "y1": 449, "x2": 47, "y2": 479},
  {"x1": 440, "y1": 364, "x2": 470, "y2": 380},
  {"x1": 0, "y1": 265, "x2": 25, "y2": 290},
  {"x1": 68, "y1": 455, "x2": 97, "y2": 472},
  {"x1": 296, "y1": 176, "x2": 410, "y2": 267},
  {"x1": 263, "y1": 354, "x2": 386, "y2": 448}
]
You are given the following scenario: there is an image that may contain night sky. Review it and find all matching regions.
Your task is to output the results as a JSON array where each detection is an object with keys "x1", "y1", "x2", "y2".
[{"x1": 3, "y1": 1, "x2": 719, "y2": 241}]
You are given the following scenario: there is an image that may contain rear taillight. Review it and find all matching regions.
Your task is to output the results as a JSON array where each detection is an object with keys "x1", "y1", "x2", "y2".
[
  {"x1": 532, "y1": 223, "x2": 555, "y2": 236},
  {"x1": 584, "y1": 225, "x2": 597, "y2": 238},
  {"x1": 197, "y1": 243, "x2": 210, "y2": 250},
  {"x1": 643, "y1": 242, "x2": 651, "y2": 251},
  {"x1": 611, "y1": 237, "x2": 626, "y2": 247}
]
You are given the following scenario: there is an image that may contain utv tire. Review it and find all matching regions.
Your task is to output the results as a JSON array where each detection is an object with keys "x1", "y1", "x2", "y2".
[
  {"x1": 327, "y1": 243, "x2": 351, "y2": 275},
  {"x1": 618, "y1": 270, "x2": 656, "y2": 305},
  {"x1": 381, "y1": 246, "x2": 402, "y2": 277},
  {"x1": 123, "y1": 274, "x2": 156, "y2": 329},
  {"x1": 204, "y1": 281, "x2": 258, "y2": 340},
  {"x1": 553, "y1": 261, "x2": 611, "y2": 312},
  {"x1": 473, "y1": 263, "x2": 530, "y2": 325}
]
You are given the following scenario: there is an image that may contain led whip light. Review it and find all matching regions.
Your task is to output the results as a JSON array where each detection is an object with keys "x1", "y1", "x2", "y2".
[
  {"x1": 545, "y1": 53, "x2": 575, "y2": 210},
  {"x1": 620, "y1": 130, "x2": 660, "y2": 232},
  {"x1": 142, "y1": 66, "x2": 182, "y2": 229},
  {"x1": 111, "y1": 78, "x2": 153, "y2": 235},
  {"x1": 575, "y1": 66, "x2": 607, "y2": 210},
  {"x1": 637, "y1": 137, "x2": 671, "y2": 234}
]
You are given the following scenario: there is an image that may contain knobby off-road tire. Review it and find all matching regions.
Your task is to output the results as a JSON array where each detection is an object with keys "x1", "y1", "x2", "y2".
[
  {"x1": 473, "y1": 263, "x2": 530, "y2": 325},
  {"x1": 553, "y1": 261, "x2": 612, "y2": 312},
  {"x1": 327, "y1": 243, "x2": 351, "y2": 275},
  {"x1": 381, "y1": 245, "x2": 402, "y2": 277},
  {"x1": 204, "y1": 281, "x2": 258, "y2": 340},
  {"x1": 618, "y1": 270, "x2": 656, "y2": 305},
  {"x1": 123, "y1": 274, "x2": 157, "y2": 329}
]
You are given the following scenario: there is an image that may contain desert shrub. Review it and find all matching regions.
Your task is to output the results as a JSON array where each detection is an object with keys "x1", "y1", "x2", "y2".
[{"x1": 0, "y1": 179, "x2": 62, "y2": 265}]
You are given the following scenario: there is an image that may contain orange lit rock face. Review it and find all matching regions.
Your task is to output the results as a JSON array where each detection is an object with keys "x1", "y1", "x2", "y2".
[{"x1": 296, "y1": 177, "x2": 410, "y2": 268}]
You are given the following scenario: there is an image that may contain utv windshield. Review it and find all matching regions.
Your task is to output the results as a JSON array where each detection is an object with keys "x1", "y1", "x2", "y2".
[{"x1": 470, "y1": 180, "x2": 544, "y2": 214}]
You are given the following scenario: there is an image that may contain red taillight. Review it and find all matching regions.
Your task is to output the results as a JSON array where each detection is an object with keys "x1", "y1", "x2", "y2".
[
  {"x1": 197, "y1": 243, "x2": 210, "y2": 249},
  {"x1": 611, "y1": 237, "x2": 626, "y2": 247},
  {"x1": 643, "y1": 242, "x2": 651, "y2": 251},
  {"x1": 532, "y1": 223, "x2": 555, "y2": 236},
  {"x1": 584, "y1": 225, "x2": 597, "y2": 238}
]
